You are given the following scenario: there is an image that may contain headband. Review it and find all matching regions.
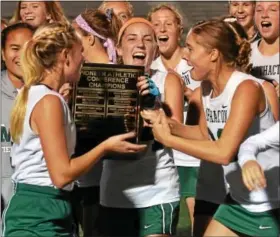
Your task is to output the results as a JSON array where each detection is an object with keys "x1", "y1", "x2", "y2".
[
  {"x1": 75, "y1": 14, "x2": 117, "y2": 64},
  {"x1": 117, "y1": 17, "x2": 155, "y2": 46}
]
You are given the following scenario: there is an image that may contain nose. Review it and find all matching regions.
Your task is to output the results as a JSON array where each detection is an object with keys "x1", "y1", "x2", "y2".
[
  {"x1": 237, "y1": 5, "x2": 244, "y2": 13},
  {"x1": 160, "y1": 24, "x2": 166, "y2": 32},
  {"x1": 182, "y1": 48, "x2": 189, "y2": 60},
  {"x1": 136, "y1": 38, "x2": 145, "y2": 49},
  {"x1": 261, "y1": 9, "x2": 269, "y2": 19}
]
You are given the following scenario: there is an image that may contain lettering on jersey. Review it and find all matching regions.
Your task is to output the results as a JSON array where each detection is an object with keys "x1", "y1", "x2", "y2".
[
  {"x1": 205, "y1": 108, "x2": 228, "y2": 123},
  {"x1": 1, "y1": 124, "x2": 12, "y2": 153},
  {"x1": 182, "y1": 71, "x2": 191, "y2": 85},
  {"x1": 251, "y1": 64, "x2": 280, "y2": 79},
  {"x1": 1, "y1": 124, "x2": 11, "y2": 143}
]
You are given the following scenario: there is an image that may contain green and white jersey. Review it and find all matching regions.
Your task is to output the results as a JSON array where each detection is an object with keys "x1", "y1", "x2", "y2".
[
  {"x1": 197, "y1": 71, "x2": 276, "y2": 205},
  {"x1": 151, "y1": 57, "x2": 201, "y2": 167},
  {"x1": 100, "y1": 70, "x2": 180, "y2": 208},
  {"x1": 250, "y1": 39, "x2": 280, "y2": 83},
  {"x1": 11, "y1": 85, "x2": 76, "y2": 190}
]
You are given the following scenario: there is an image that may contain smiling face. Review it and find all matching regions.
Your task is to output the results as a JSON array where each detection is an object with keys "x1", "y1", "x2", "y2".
[
  {"x1": 2, "y1": 28, "x2": 33, "y2": 80},
  {"x1": 150, "y1": 8, "x2": 181, "y2": 57},
  {"x1": 255, "y1": 1, "x2": 279, "y2": 42},
  {"x1": 183, "y1": 30, "x2": 213, "y2": 81},
  {"x1": 229, "y1": 1, "x2": 255, "y2": 30},
  {"x1": 117, "y1": 22, "x2": 157, "y2": 71},
  {"x1": 20, "y1": 1, "x2": 49, "y2": 28}
]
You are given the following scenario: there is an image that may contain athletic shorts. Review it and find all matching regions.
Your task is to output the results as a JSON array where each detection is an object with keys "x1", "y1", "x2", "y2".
[
  {"x1": 214, "y1": 204, "x2": 279, "y2": 237},
  {"x1": 2, "y1": 183, "x2": 72, "y2": 237},
  {"x1": 98, "y1": 201, "x2": 180, "y2": 236},
  {"x1": 177, "y1": 166, "x2": 199, "y2": 198}
]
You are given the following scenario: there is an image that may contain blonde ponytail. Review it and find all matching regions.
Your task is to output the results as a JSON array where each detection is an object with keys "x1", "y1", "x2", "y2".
[{"x1": 10, "y1": 22, "x2": 79, "y2": 143}]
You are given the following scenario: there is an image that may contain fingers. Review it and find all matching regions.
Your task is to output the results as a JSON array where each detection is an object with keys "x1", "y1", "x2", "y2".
[
  {"x1": 242, "y1": 162, "x2": 267, "y2": 191},
  {"x1": 123, "y1": 142, "x2": 147, "y2": 152},
  {"x1": 118, "y1": 131, "x2": 136, "y2": 140}
]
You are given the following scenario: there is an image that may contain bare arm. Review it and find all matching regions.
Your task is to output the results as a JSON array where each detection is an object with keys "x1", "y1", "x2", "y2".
[
  {"x1": 262, "y1": 80, "x2": 279, "y2": 121},
  {"x1": 152, "y1": 80, "x2": 266, "y2": 165},
  {"x1": 32, "y1": 95, "x2": 146, "y2": 188},
  {"x1": 164, "y1": 72, "x2": 184, "y2": 123}
]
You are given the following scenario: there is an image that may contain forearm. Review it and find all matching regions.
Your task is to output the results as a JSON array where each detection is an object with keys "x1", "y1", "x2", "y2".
[
  {"x1": 238, "y1": 122, "x2": 279, "y2": 167},
  {"x1": 169, "y1": 119, "x2": 205, "y2": 140},
  {"x1": 58, "y1": 142, "x2": 107, "y2": 187},
  {"x1": 164, "y1": 134, "x2": 231, "y2": 165}
]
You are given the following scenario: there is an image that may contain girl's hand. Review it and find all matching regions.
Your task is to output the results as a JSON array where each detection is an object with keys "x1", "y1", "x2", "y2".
[
  {"x1": 151, "y1": 109, "x2": 172, "y2": 146},
  {"x1": 241, "y1": 160, "x2": 267, "y2": 191},
  {"x1": 141, "y1": 109, "x2": 160, "y2": 127},
  {"x1": 136, "y1": 74, "x2": 160, "y2": 97},
  {"x1": 104, "y1": 132, "x2": 147, "y2": 154},
  {"x1": 59, "y1": 83, "x2": 72, "y2": 103}
]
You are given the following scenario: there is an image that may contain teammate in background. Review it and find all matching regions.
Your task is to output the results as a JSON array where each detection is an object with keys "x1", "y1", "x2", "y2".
[
  {"x1": 71, "y1": 8, "x2": 121, "y2": 236},
  {"x1": 228, "y1": 0, "x2": 260, "y2": 42},
  {"x1": 142, "y1": 17, "x2": 279, "y2": 237},
  {"x1": 98, "y1": 1, "x2": 133, "y2": 25},
  {"x1": 250, "y1": 1, "x2": 279, "y2": 97},
  {"x1": 238, "y1": 122, "x2": 279, "y2": 192},
  {"x1": 1, "y1": 22, "x2": 34, "y2": 234},
  {"x1": 2, "y1": 22, "x2": 146, "y2": 237},
  {"x1": 10, "y1": 1, "x2": 68, "y2": 28},
  {"x1": 148, "y1": 4, "x2": 200, "y2": 231},
  {"x1": 98, "y1": 18, "x2": 183, "y2": 237}
]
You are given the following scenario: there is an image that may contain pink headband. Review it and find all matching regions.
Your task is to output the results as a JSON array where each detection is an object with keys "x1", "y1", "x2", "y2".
[{"x1": 75, "y1": 14, "x2": 117, "y2": 64}]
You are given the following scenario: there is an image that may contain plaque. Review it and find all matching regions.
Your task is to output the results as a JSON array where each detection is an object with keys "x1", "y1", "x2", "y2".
[{"x1": 72, "y1": 63, "x2": 145, "y2": 143}]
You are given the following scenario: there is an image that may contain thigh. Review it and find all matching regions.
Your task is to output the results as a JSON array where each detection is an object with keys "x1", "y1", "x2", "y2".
[
  {"x1": 177, "y1": 167, "x2": 199, "y2": 199},
  {"x1": 139, "y1": 201, "x2": 179, "y2": 237},
  {"x1": 214, "y1": 204, "x2": 280, "y2": 237},
  {"x1": 193, "y1": 199, "x2": 220, "y2": 237},
  {"x1": 204, "y1": 219, "x2": 239, "y2": 237}
]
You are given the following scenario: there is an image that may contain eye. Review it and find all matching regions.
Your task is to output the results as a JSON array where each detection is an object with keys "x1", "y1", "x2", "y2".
[
  {"x1": 119, "y1": 13, "x2": 128, "y2": 20},
  {"x1": 32, "y1": 4, "x2": 39, "y2": 8}
]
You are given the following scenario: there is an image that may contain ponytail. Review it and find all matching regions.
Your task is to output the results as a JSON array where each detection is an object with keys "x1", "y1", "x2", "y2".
[{"x1": 10, "y1": 39, "x2": 43, "y2": 143}]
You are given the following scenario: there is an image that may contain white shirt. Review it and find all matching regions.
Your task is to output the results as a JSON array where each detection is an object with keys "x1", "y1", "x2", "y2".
[
  {"x1": 11, "y1": 85, "x2": 76, "y2": 190},
  {"x1": 151, "y1": 56, "x2": 201, "y2": 167}
]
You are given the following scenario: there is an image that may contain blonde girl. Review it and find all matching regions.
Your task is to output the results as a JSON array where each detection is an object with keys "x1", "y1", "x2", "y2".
[{"x1": 10, "y1": 1, "x2": 68, "y2": 28}]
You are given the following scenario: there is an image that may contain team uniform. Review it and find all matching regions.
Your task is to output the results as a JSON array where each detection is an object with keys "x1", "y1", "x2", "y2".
[
  {"x1": 250, "y1": 39, "x2": 280, "y2": 83},
  {"x1": 2, "y1": 85, "x2": 76, "y2": 237},
  {"x1": 98, "y1": 70, "x2": 180, "y2": 237},
  {"x1": 151, "y1": 57, "x2": 201, "y2": 198},
  {"x1": 0, "y1": 71, "x2": 18, "y2": 233},
  {"x1": 199, "y1": 70, "x2": 278, "y2": 236}
]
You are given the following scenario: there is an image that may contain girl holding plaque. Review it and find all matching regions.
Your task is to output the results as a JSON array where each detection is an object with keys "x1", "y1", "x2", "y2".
[
  {"x1": 71, "y1": 8, "x2": 122, "y2": 236},
  {"x1": 98, "y1": 17, "x2": 184, "y2": 237},
  {"x1": 2, "y1": 22, "x2": 146, "y2": 237},
  {"x1": 142, "y1": 18, "x2": 279, "y2": 237}
]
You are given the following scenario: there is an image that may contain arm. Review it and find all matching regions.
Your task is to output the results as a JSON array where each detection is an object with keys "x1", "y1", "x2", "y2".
[
  {"x1": 154, "y1": 80, "x2": 266, "y2": 165},
  {"x1": 164, "y1": 72, "x2": 184, "y2": 123},
  {"x1": 168, "y1": 87, "x2": 208, "y2": 140},
  {"x1": 238, "y1": 121, "x2": 279, "y2": 167},
  {"x1": 262, "y1": 80, "x2": 279, "y2": 121},
  {"x1": 238, "y1": 122, "x2": 279, "y2": 191},
  {"x1": 32, "y1": 95, "x2": 146, "y2": 188}
]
